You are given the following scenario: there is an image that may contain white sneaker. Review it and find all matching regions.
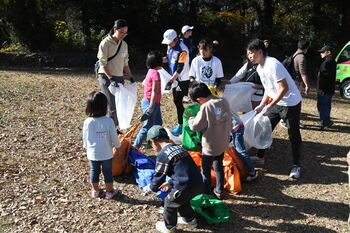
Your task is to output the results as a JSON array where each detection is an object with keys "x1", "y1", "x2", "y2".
[
  {"x1": 289, "y1": 165, "x2": 301, "y2": 179},
  {"x1": 156, "y1": 221, "x2": 175, "y2": 233},
  {"x1": 177, "y1": 217, "x2": 197, "y2": 228}
]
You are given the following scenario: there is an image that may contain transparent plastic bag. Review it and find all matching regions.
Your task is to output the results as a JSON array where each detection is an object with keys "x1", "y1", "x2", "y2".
[
  {"x1": 109, "y1": 82, "x2": 137, "y2": 130},
  {"x1": 240, "y1": 111, "x2": 272, "y2": 149},
  {"x1": 164, "y1": 127, "x2": 182, "y2": 144},
  {"x1": 158, "y1": 68, "x2": 178, "y2": 95},
  {"x1": 223, "y1": 82, "x2": 256, "y2": 113}
]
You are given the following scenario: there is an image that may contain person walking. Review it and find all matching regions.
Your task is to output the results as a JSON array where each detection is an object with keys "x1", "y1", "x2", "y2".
[{"x1": 317, "y1": 45, "x2": 336, "y2": 130}]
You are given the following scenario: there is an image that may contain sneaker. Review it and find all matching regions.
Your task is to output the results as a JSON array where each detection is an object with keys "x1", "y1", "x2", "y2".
[
  {"x1": 91, "y1": 190, "x2": 100, "y2": 198},
  {"x1": 213, "y1": 189, "x2": 223, "y2": 200},
  {"x1": 183, "y1": 96, "x2": 191, "y2": 103},
  {"x1": 289, "y1": 165, "x2": 301, "y2": 179},
  {"x1": 246, "y1": 170, "x2": 258, "y2": 182},
  {"x1": 250, "y1": 155, "x2": 266, "y2": 165},
  {"x1": 280, "y1": 120, "x2": 288, "y2": 129},
  {"x1": 105, "y1": 188, "x2": 119, "y2": 200},
  {"x1": 156, "y1": 221, "x2": 175, "y2": 233},
  {"x1": 158, "y1": 206, "x2": 164, "y2": 214},
  {"x1": 177, "y1": 217, "x2": 197, "y2": 228},
  {"x1": 320, "y1": 120, "x2": 333, "y2": 130},
  {"x1": 171, "y1": 125, "x2": 182, "y2": 135}
]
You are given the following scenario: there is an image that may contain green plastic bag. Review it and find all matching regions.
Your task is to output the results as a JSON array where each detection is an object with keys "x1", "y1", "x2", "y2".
[
  {"x1": 190, "y1": 194, "x2": 230, "y2": 224},
  {"x1": 182, "y1": 104, "x2": 202, "y2": 151}
]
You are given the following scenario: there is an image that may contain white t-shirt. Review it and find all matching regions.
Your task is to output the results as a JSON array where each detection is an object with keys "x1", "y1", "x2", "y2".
[
  {"x1": 257, "y1": 56, "x2": 302, "y2": 106},
  {"x1": 189, "y1": 56, "x2": 224, "y2": 86},
  {"x1": 83, "y1": 116, "x2": 120, "y2": 161}
]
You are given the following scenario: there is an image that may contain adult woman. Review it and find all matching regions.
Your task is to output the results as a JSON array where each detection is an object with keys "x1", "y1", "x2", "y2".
[{"x1": 97, "y1": 19, "x2": 134, "y2": 128}]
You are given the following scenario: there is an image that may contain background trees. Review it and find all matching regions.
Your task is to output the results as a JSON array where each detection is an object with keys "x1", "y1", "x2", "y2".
[{"x1": 0, "y1": 0, "x2": 347, "y2": 71}]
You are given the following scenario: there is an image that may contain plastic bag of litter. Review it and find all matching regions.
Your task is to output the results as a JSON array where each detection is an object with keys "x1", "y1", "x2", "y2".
[
  {"x1": 158, "y1": 68, "x2": 178, "y2": 95},
  {"x1": 223, "y1": 82, "x2": 256, "y2": 113},
  {"x1": 240, "y1": 110, "x2": 272, "y2": 149},
  {"x1": 109, "y1": 82, "x2": 137, "y2": 130},
  {"x1": 164, "y1": 127, "x2": 182, "y2": 144}
]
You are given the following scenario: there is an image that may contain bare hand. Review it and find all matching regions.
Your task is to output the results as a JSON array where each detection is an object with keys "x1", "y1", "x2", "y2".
[{"x1": 159, "y1": 182, "x2": 170, "y2": 192}]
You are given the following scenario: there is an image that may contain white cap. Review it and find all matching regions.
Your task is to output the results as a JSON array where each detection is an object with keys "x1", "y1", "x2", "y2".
[
  {"x1": 161, "y1": 29, "x2": 177, "y2": 44},
  {"x1": 181, "y1": 25, "x2": 194, "y2": 34}
]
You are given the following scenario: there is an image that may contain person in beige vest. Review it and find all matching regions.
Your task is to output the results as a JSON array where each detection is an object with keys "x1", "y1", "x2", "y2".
[{"x1": 96, "y1": 19, "x2": 134, "y2": 129}]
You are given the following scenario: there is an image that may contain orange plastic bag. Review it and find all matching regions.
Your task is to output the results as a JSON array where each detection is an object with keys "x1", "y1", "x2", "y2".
[
  {"x1": 112, "y1": 124, "x2": 140, "y2": 176},
  {"x1": 189, "y1": 147, "x2": 247, "y2": 194}
]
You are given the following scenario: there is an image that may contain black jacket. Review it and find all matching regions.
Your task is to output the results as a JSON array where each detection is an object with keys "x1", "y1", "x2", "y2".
[
  {"x1": 150, "y1": 143, "x2": 203, "y2": 192},
  {"x1": 317, "y1": 56, "x2": 336, "y2": 94}
]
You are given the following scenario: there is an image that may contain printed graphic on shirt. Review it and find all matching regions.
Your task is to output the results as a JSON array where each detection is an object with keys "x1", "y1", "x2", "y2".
[
  {"x1": 96, "y1": 131, "x2": 107, "y2": 139},
  {"x1": 214, "y1": 107, "x2": 222, "y2": 120},
  {"x1": 164, "y1": 145, "x2": 188, "y2": 161},
  {"x1": 201, "y1": 66, "x2": 213, "y2": 80}
]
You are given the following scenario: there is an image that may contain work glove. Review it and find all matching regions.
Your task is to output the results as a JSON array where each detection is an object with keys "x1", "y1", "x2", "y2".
[
  {"x1": 254, "y1": 104, "x2": 266, "y2": 114},
  {"x1": 140, "y1": 104, "x2": 155, "y2": 122},
  {"x1": 260, "y1": 104, "x2": 273, "y2": 115},
  {"x1": 129, "y1": 77, "x2": 135, "y2": 83},
  {"x1": 165, "y1": 80, "x2": 173, "y2": 91}
]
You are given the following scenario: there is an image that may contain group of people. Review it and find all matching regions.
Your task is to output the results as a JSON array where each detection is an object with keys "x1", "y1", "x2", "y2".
[{"x1": 83, "y1": 19, "x2": 338, "y2": 233}]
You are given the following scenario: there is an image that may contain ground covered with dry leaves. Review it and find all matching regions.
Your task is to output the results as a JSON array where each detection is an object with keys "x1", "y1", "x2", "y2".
[{"x1": 0, "y1": 70, "x2": 349, "y2": 233}]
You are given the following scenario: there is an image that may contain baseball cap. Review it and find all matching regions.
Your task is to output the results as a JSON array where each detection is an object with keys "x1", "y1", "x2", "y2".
[
  {"x1": 146, "y1": 125, "x2": 169, "y2": 141},
  {"x1": 181, "y1": 25, "x2": 194, "y2": 34},
  {"x1": 318, "y1": 45, "x2": 332, "y2": 53},
  {"x1": 162, "y1": 29, "x2": 177, "y2": 44}
]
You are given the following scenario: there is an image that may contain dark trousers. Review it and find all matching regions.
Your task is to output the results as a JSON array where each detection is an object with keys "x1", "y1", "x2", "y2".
[
  {"x1": 317, "y1": 93, "x2": 333, "y2": 125},
  {"x1": 201, "y1": 153, "x2": 224, "y2": 194},
  {"x1": 257, "y1": 102, "x2": 302, "y2": 166},
  {"x1": 98, "y1": 74, "x2": 124, "y2": 127},
  {"x1": 164, "y1": 185, "x2": 202, "y2": 230},
  {"x1": 172, "y1": 80, "x2": 190, "y2": 125}
]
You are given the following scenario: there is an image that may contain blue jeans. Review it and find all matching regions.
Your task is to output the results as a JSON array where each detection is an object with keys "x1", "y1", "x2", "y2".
[
  {"x1": 133, "y1": 99, "x2": 162, "y2": 148},
  {"x1": 89, "y1": 159, "x2": 113, "y2": 183},
  {"x1": 231, "y1": 125, "x2": 255, "y2": 174},
  {"x1": 201, "y1": 153, "x2": 224, "y2": 194},
  {"x1": 317, "y1": 93, "x2": 333, "y2": 126}
]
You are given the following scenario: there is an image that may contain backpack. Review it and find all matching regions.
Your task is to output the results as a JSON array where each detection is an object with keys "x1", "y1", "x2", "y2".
[
  {"x1": 282, "y1": 52, "x2": 303, "y2": 79},
  {"x1": 94, "y1": 41, "x2": 122, "y2": 77}
]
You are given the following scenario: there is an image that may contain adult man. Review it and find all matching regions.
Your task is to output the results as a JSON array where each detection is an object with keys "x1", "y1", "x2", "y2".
[
  {"x1": 317, "y1": 45, "x2": 336, "y2": 130},
  {"x1": 247, "y1": 39, "x2": 303, "y2": 179},
  {"x1": 293, "y1": 39, "x2": 311, "y2": 95},
  {"x1": 144, "y1": 125, "x2": 203, "y2": 233},
  {"x1": 162, "y1": 29, "x2": 190, "y2": 135}
]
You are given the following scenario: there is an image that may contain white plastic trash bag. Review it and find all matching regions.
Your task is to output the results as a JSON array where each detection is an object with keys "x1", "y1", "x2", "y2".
[
  {"x1": 108, "y1": 82, "x2": 137, "y2": 130},
  {"x1": 240, "y1": 110, "x2": 272, "y2": 150},
  {"x1": 164, "y1": 127, "x2": 182, "y2": 144},
  {"x1": 223, "y1": 82, "x2": 256, "y2": 113},
  {"x1": 158, "y1": 68, "x2": 178, "y2": 95}
]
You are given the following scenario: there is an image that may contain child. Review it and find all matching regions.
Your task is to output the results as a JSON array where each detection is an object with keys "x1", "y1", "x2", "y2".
[
  {"x1": 231, "y1": 113, "x2": 258, "y2": 181},
  {"x1": 189, "y1": 39, "x2": 224, "y2": 96},
  {"x1": 83, "y1": 91, "x2": 121, "y2": 199},
  {"x1": 133, "y1": 51, "x2": 163, "y2": 148},
  {"x1": 143, "y1": 125, "x2": 203, "y2": 233},
  {"x1": 188, "y1": 83, "x2": 232, "y2": 199}
]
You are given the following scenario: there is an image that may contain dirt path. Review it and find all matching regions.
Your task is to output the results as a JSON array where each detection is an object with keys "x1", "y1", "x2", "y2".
[{"x1": 0, "y1": 70, "x2": 349, "y2": 232}]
